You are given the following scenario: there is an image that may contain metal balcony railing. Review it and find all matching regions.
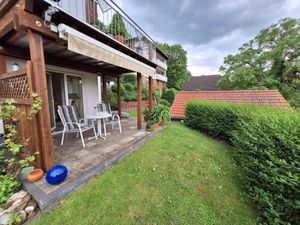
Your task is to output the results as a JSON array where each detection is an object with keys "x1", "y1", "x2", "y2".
[{"x1": 47, "y1": 0, "x2": 157, "y2": 63}]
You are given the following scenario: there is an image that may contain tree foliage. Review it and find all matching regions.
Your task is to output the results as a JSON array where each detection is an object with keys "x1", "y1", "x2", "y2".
[
  {"x1": 157, "y1": 43, "x2": 189, "y2": 90},
  {"x1": 219, "y1": 18, "x2": 300, "y2": 107}
]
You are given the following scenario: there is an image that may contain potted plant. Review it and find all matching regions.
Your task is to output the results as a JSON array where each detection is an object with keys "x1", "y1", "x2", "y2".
[
  {"x1": 107, "y1": 13, "x2": 129, "y2": 44},
  {"x1": 90, "y1": 19, "x2": 107, "y2": 33},
  {"x1": 146, "y1": 104, "x2": 171, "y2": 131},
  {"x1": 143, "y1": 107, "x2": 150, "y2": 121}
]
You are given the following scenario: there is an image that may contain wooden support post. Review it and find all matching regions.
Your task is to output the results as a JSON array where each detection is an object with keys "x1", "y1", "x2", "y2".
[
  {"x1": 148, "y1": 76, "x2": 153, "y2": 113},
  {"x1": 117, "y1": 77, "x2": 122, "y2": 118},
  {"x1": 102, "y1": 75, "x2": 108, "y2": 103},
  {"x1": 0, "y1": 54, "x2": 7, "y2": 74},
  {"x1": 28, "y1": 30, "x2": 54, "y2": 171},
  {"x1": 137, "y1": 73, "x2": 142, "y2": 130}
]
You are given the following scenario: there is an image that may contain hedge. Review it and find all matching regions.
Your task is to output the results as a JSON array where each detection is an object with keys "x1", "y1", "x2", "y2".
[{"x1": 185, "y1": 101, "x2": 300, "y2": 224}]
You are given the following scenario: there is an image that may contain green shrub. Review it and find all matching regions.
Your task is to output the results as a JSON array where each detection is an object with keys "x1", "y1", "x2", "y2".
[
  {"x1": 123, "y1": 83, "x2": 135, "y2": 92},
  {"x1": 123, "y1": 74, "x2": 136, "y2": 84},
  {"x1": 123, "y1": 91, "x2": 137, "y2": 101},
  {"x1": 0, "y1": 175, "x2": 20, "y2": 206},
  {"x1": 142, "y1": 88, "x2": 148, "y2": 100},
  {"x1": 111, "y1": 84, "x2": 125, "y2": 94},
  {"x1": 184, "y1": 101, "x2": 300, "y2": 224},
  {"x1": 159, "y1": 99, "x2": 171, "y2": 107},
  {"x1": 107, "y1": 90, "x2": 118, "y2": 110},
  {"x1": 152, "y1": 89, "x2": 162, "y2": 103},
  {"x1": 162, "y1": 88, "x2": 177, "y2": 105}
]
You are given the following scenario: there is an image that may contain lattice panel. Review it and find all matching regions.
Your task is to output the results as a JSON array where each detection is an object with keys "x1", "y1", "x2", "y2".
[
  {"x1": 0, "y1": 73, "x2": 30, "y2": 99},
  {"x1": 0, "y1": 62, "x2": 33, "y2": 104}
]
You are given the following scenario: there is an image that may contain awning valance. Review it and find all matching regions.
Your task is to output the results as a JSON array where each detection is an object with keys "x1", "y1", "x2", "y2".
[{"x1": 58, "y1": 24, "x2": 156, "y2": 77}]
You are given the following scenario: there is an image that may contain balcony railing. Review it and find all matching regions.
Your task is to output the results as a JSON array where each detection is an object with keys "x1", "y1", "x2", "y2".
[{"x1": 47, "y1": 0, "x2": 157, "y2": 63}]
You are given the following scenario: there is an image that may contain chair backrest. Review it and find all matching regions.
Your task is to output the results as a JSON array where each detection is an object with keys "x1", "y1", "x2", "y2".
[
  {"x1": 96, "y1": 103, "x2": 112, "y2": 115},
  {"x1": 57, "y1": 105, "x2": 79, "y2": 130}
]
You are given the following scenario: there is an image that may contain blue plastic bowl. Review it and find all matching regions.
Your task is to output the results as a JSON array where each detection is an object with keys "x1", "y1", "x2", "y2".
[{"x1": 46, "y1": 165, "x2": 68, "y2": 185}]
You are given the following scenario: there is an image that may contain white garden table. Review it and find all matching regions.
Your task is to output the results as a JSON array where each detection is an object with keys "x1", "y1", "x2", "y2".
[{"x1": 87, "y1": 113, "x2": 111, "y2": 140}]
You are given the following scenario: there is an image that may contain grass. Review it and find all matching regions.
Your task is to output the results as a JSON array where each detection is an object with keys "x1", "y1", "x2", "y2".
[
  {"x1": 127, "y1": 109, "x2": 144, "y2": 118},
  {"x1": 128, "y1": 109, "x2": 138, "y2": 117},
  {"x1": 32, "y1": 123, "x2": 256, "y2": 225}
]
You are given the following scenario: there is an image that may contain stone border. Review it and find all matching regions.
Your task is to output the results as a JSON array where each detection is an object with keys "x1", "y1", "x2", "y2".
[{"x1": 22, "y1": 129, "x2": 161, "y2": 212}]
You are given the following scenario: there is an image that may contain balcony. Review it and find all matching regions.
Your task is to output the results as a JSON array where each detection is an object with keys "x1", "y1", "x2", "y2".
[{"x1": 45, "y1": 0, "x2": 157, "y2": 63}]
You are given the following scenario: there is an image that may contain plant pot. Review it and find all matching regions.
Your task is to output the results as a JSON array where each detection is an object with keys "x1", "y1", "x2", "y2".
[
  {"x1": 144, "y1": 115, "x2": 150, "y2": 121},
  {"x1": 147, "y1": 122, "x2": 160, "y2": 131},
  {"x1": 159, "y1": 118, "x2": 165, "y2": 126},
  {"x1": 27, "y1": 169, "x2": 44, "y2": 183},
  {"x1": 114, "y1": 35, "x2": 125, "y2": 44}
]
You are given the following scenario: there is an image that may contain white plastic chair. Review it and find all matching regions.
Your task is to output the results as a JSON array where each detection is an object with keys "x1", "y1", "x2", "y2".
[{"x1": 58, "y1": 105, "x2": 97, "y2": 147}]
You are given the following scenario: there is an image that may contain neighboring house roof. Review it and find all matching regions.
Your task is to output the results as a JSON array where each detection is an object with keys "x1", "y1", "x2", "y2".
[
  {"x1": 183, "y1": 75, "x2": 221, "y2": 91},
  {"x1": 171, "y1": 90, "x2": 289, "y2": 119}
]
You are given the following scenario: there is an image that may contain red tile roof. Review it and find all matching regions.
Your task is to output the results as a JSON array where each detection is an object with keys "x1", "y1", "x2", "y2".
[{"x1": 171, "y1": 90, "x2": 289, "y2": 119}]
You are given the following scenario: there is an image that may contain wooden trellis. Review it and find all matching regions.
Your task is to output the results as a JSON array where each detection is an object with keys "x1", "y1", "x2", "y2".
[{"x1": 0, "y1": 61, "x2": 33, "y2": 105}]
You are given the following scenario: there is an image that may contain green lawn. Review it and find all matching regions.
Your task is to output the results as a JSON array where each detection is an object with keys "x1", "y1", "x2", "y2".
[
  {"x1": 127, "y1": 109, "x2": 143, "y2": 118},
  {"x1": 32, "y1": 123, "x2": 256, "y2": 225}
]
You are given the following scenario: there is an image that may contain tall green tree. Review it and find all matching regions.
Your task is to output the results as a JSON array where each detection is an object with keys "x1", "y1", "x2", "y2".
[
  {"x1": 219, "y1": 18, "x2": 300, "y2": 107},
  {"x1": 157, "y1": 43, "x2": 189, "y2": 90}
]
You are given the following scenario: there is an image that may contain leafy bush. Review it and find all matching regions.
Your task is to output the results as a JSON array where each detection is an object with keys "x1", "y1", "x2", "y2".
[
  {"x1": 111, "y1": 84, "x2": 125, "y2": 94},
  {"x1": 159, "y1": 99, "x2": 171, "y2": 107},
  {"x1": 162, "y1": 88, "x2": 177, "y2": 105},
  {"x1": 123, "y1": 74, "x2": 136, "y2": 84},
  {"x1": 152, "y1": 89, "x2": 162, "y2": 103},
  {"x1": 142, "y1": 88, "x2": 148, "y2": 100},
  {"x1": 184, "y1": 101, "x2": 300, "y2": 224},
  {"x1": 107, "y1": 90, "x2": 118, "y2": 110},
  {"x1": 123, "y1": 83, "x2": 135, "y2": 92},
  {"x1": 0, "y1": 175, "x2": 20, "y2": 206}
]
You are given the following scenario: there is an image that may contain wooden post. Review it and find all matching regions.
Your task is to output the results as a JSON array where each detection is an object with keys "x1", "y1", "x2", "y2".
[
  {"x1": 117, "y1": 77, "x2": 122, "y2": 118},
  {"x1": 102, "y1": 75, "x2": 108, "y2": 103},
  {"x1": 28, "y1": 29, "x2": 54, "y2": 171},
  {"x1": 137, "y1": 73, "x2": 142, "y2": 130},
  {"x1": 0, "y1": 55, "x2": 7, "y2": 74},
  {"x1": 148, "y1": 76, "x2": 153, "y2": 112}
]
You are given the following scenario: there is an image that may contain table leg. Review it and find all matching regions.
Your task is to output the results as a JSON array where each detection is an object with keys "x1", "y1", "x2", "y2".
[
  {"x1": 103, "y1": 119, "x2": 107, "y2": 136},
  {"x1": 98, "y1": 118, "x2": 105, "y2": 140}
]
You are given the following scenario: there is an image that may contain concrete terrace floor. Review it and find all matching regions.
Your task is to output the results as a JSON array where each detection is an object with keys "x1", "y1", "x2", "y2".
[{"x1": 23, "y1": 116, "x2": 156, "y2": 210}]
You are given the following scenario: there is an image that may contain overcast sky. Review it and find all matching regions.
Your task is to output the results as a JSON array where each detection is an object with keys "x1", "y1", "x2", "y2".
[{"x1": 114, "y1": 0, "x2": 300, "y2": 76}]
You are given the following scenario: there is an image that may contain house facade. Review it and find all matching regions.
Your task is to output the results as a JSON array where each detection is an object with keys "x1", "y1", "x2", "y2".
[{"x1": 0, "y1": 0, "x2": 168, "y2": 170}]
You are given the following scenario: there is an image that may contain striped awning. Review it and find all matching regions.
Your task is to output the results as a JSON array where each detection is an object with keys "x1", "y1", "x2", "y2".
[{"x1": 58, "y1": 24, "x2": 156, "y2": 77}]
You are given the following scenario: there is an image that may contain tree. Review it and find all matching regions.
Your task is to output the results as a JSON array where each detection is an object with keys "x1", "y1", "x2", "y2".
[
  {"x1": 219, "y1": 18, "x2": 300, "y2": 107},
  {"x1": 157, "y1": 43, "x2": 189, "y2": 90}
]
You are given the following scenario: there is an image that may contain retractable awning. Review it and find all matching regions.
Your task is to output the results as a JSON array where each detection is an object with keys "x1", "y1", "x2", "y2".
[{"x1": 57, "y1": 24, "x2": 156, "y2": 77}]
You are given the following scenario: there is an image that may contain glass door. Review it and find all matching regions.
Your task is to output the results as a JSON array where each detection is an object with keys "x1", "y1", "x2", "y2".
[
  {"x1": 47, "y1": 72, "x2": 66, "y2": 132},
  {"x1": 66, "y1": 75, "x2": 84, "y2": 118},
  {"x1": 46, "y1": 74, "x2": 56, "y2": 130}
]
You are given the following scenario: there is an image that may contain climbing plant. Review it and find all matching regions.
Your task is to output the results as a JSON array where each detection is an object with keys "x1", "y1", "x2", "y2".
[{"x1": 0, "y1": 93, "x2": 42, "y2": 179}]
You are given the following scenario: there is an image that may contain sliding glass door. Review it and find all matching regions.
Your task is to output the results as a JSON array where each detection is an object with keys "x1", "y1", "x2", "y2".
[{"x1": 66, "y1": 75, "x2": 84, "y2": 118}]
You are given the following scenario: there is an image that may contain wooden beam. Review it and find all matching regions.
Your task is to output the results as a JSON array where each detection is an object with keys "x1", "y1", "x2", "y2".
[
  {"x1": 17, "y1": 9, "x2": 58, "y2": 40},
  {"x1": 19, "y1": 0, "x2": 34, "y2": 12},
  {"x1": 102, "y1": 75, "x2": 108, "y2": 103},
  {"x1": 148, "y1": 76, "x2": 153, "y2": 112},
  {"x1": 0, "y1": 0, "x2": 18, "y2": 18},
  {"x1": 137, "y1": 73, "x2": 142, "y2": 130},
  {"x1": 3, "y1": 30, "x2": 26, "y2": 45},
  {"x1": 28, "y1": 29, "x2": 55, "y2": 171},
  {"x1": 0, "y1": 7, "x2": 16, "y2": 39},
  {"x1": 117, "y1": 77, "x2": 122, "y2": 117},
  {"x1": 0, "y1": 54, "x2": 7, "y2": 74}
]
